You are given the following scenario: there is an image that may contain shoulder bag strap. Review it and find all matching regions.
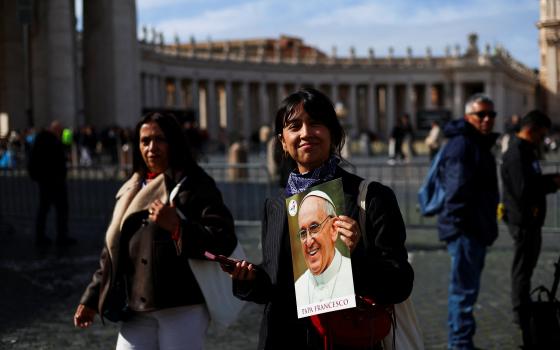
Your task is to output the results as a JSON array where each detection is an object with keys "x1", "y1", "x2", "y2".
[{"x1": 357, "y1": 179, "x2": 371, "y2": 248}]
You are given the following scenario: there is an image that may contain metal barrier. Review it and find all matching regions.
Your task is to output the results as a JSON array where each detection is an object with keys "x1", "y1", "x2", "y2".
[
  {"x1": 345, "y1": 159, "x2": 560, "y2": 232},
  {"x1": 201, "y1": 163, "x2": 277, "y2": 222},
  {"x1": 0, "y1": 163, "x2": 277, "y2": 226},
  {"x1": 342, "y1": 160, "x2": 437, "y2": 228},
  {"x1": 538, "y1": 161, "x2": 560, "y2": 230},
  {"x1": 2, "y1": 160, "x2": 560, "y2": 232}
]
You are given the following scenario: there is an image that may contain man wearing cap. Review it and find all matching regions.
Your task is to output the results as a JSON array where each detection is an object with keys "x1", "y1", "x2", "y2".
[
  {"x1": 294, "y1": 190, "x2": 354, "y2": 305},
  {"x1": 501, "y1": 110, "x2": 560, "y2": 344},
  {"x1": 438, "y1": 93, "x2": 500, "y2": 350}
]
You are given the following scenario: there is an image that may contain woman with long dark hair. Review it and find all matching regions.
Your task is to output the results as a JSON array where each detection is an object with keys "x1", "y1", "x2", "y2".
[
  {"x1": 74, "y1": 112, "x2": 236, "y2": 349},
  {"x1": 231, "y1": 88, "x2": 414, "y2": 349}
]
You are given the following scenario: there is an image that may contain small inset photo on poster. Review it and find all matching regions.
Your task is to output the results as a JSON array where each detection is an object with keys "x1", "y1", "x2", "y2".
[{"x1": 285, "y1": 178, "x2": 356, "y2": 318}]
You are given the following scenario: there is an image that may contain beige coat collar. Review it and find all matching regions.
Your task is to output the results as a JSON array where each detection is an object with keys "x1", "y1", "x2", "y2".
[{"x1": 105, "y1": 172, "x2": 170, "y2": 259}]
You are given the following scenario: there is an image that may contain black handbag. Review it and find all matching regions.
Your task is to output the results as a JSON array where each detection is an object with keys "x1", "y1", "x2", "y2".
[{"x1": 525, "y1": 255, "x2": 560, "y2": 348}]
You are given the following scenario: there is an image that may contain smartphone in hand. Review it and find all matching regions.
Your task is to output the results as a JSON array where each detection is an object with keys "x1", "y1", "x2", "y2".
[{"x1": 204, "y1": 251, "x2": 239, "y2": 273}]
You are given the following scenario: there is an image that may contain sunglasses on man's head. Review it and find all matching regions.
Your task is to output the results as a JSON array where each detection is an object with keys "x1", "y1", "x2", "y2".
[{"x1": 470, "y1": 110, "x2": 497, "y2": 119}]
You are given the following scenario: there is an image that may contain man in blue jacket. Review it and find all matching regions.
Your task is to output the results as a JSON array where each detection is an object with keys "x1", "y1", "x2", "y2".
[
  {"x1": 501, "y1": 110, "x2": 560, "y2": 345},
  {"x1": 438, "y1": 93, "x2": 499, "y2": 350}
]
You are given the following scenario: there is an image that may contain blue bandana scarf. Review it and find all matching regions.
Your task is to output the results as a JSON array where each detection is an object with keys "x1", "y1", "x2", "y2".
[{"x1": 285, "y1": 156, "x2": 340, "y2": 196}]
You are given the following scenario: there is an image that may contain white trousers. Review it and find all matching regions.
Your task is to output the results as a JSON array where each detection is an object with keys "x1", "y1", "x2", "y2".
[{"x1": 116, "y1": 304, "x2": 209, "y2": 350}]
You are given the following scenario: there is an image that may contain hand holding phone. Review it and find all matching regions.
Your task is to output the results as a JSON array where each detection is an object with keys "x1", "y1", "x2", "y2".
[
  {"x1": 204, "y1": 251, "x2": 257, "y2": 280},
  {"x1": 204, "y1": 251, "x2": 239, "y2": 273}
]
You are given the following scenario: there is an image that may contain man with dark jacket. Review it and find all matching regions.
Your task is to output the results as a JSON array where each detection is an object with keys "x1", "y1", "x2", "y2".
[
  {"x1": 438, "y1": 93, "x2": 499, "y2": 350},
  {"x1": 28, "y1": 120, "x2": 75, "y2": 246},
  {"x1": 500, "y1": 110, "x2": 560, "y2": 343}
]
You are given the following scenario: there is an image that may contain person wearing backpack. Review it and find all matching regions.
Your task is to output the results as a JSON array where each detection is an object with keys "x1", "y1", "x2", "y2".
[
  {"x1": 500, "y1": 110, "x2": 560, "y2": 347},
  {"x1": 438, "y1": 94, "x2": 500, "y2": 350}
]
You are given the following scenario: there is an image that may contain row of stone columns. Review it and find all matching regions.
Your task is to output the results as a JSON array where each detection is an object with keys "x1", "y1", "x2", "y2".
[
  {"x1": 0, "y1": 0, "x2": 78, "y2": 130},
  {"x1": 2, "y1": 0, "x2": 143, "y2": 130},
  {"x1": 83, "y1": 0, "x2": 140, "y2": 128},
  {"x1": 140, "y1": 74, "x2": 484, "y2": 140}
]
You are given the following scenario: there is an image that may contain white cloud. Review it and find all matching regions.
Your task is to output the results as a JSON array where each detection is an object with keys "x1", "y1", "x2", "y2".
[
  {"x1": 137, "y1": 0, "x2": 540, "y2": 67},
  {"x1": 300, "y1": 0, "x2": 539, "y2": 67},
  {"x1": 154, "y1": 2, "x2": 272, "y2": 41},
  {"x1": 137, "y1": 0, "x2": 188, "y2": 11},
  {"x1": 307, "y1": 0, "x2": 535, "y2": 27}
]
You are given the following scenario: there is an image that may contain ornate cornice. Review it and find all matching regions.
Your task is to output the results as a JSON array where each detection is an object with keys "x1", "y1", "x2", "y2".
[{"x1": 537, "y1": 19, "x2": 560, "y2": 29}]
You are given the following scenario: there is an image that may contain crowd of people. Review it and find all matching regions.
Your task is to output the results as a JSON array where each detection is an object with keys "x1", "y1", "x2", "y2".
[
  {"x1": 0, "y1": 121, "x2": 210, "y2": 170},
  {"x1": 0, "y1": 125, "x2": 132, "y2": 169},
  {"x1": 1, "y1": 88, "x2": 559, "y2": 349},
  {"x1": 2, "y1": 111, "x2": 558, "y2": 173}
]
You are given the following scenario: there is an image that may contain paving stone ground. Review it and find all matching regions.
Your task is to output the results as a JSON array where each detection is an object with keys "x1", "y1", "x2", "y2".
[{"x1": 1, "y1": 221, "x2": 558, "y2": 350}]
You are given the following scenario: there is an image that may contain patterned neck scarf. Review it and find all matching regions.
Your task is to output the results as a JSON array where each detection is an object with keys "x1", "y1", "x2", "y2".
[{"x1": 285, "y1": 156, "x2": 340, "y2": 196}]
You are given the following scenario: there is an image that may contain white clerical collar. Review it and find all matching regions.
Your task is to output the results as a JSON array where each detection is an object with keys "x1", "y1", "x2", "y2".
[{"x1": 311, "y1": 248, "x2": 342, "y2": 286}]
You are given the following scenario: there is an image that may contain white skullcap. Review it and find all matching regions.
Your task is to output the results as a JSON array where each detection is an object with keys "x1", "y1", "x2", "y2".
[{"x1": 300, "y1": 190, "x2": 336, "y2": 213}]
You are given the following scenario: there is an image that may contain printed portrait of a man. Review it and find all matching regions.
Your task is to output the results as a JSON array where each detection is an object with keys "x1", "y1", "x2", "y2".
[{"x1": 286, "y1": 178, "x2": 355, "y2": 318}]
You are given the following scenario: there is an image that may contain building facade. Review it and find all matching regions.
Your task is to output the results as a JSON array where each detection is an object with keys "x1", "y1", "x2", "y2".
[
  {"x1": 142, "y1": 32, "x2": 536, "y2": 142},
  {"x1": 538, "y1": 0, "x2": 560, "y2": 118},
  {"x1": 1, "y1": 0, "x2": 538, "y2": 145}
]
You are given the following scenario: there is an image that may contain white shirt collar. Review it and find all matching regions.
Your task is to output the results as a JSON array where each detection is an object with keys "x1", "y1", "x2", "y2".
[{"x1": 311, "y1": 248, "x2": 342, "y2": 286}]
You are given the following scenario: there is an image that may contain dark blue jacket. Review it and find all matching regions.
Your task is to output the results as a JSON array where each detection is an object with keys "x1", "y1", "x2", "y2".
[{"x1": 437, "y1": 119, "x2": 499, "y2": 246}]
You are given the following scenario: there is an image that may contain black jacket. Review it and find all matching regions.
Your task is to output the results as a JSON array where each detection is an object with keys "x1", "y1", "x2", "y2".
[
  {"x1": 28, "y1": 130, "x2": 66, "y2": 184},
  {"x1": 234, "y1": 167, "x2": 414, "y2": 350},
  {"x1": 501, "y1": 135, "x2": 558, "y2": 228}
]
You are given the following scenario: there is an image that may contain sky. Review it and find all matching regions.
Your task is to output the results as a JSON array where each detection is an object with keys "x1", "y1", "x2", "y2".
[{"x1": 100, "y1": 0, "x2": 543, "y2": 69}]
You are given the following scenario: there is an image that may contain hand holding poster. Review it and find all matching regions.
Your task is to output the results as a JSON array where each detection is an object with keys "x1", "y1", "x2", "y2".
[{"x1": 286, "y1": 178, "x2": 356, "y2": 318}]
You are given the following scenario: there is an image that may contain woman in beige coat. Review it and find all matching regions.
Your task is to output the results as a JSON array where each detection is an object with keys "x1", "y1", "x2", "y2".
[{"x1": 73, "y1": 112, "x2": 236, "y2": 350}]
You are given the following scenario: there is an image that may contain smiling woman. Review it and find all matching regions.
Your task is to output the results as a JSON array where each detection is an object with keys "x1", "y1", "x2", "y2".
[
  {"x1": 227, "y1": 88, "x2": 414, "y2": 350},
  {"x1": 279, "y1": 101, "x2": 333, "y2": 174}
]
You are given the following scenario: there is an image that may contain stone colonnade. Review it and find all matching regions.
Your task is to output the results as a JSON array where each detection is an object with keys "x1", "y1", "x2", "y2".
[
  {"x1": 0, "y1": 0, "x2": 537, "y2": 138},
  {"x1": 139, "y1": 68, "x2": 533, "y2": 142}
]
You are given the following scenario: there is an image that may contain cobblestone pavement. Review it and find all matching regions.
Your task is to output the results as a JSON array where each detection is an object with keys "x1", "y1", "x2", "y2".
[{"x1": 1, "y1": 221, "x2": 559, "y2": 350}]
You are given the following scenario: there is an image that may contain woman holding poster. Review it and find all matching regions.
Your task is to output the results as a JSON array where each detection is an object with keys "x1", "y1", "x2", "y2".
[{"x1": 231, "y1": 88, "x2": 414, "y2": 349}]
